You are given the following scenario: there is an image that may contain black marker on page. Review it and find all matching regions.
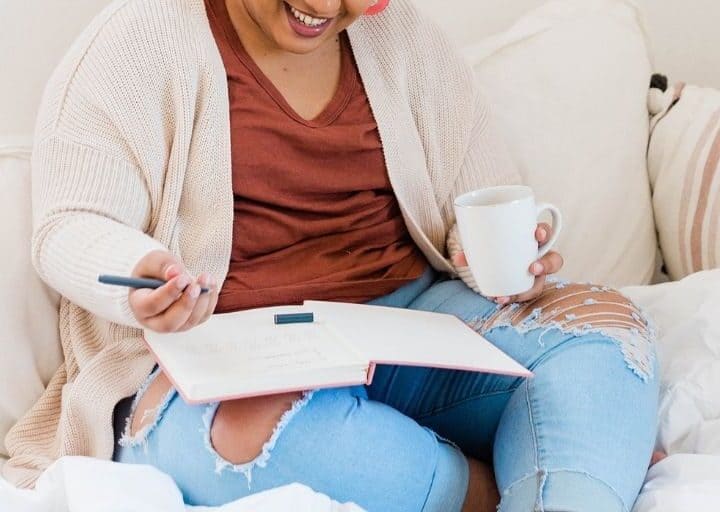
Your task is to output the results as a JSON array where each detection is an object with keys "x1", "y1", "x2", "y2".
[{"x1": 98, "y1": 275, "x2": 210, "y2": 294}]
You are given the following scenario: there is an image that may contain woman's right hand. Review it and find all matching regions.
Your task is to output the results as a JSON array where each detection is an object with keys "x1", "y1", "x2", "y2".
[{"x1": 128, "y1": 250, "x2": 219, "y2": 333}]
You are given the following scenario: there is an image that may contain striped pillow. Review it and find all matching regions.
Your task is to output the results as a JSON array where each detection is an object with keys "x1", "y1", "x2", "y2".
[{"x1": 648, "y1": 83, "x2": 720, "y2": 280}]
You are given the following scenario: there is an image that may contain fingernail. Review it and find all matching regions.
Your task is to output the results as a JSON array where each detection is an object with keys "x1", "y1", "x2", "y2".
[
  {"x1": 190, "y1": 284, "x2": 201, "y2": 299},
  {"x1": 176, "y1": 275, "x2": 190, "y2": 290},
  {"x1": 538, "y1": 228, "x2": 547, "y2": 241},
  {"x1": 531, "y1": 262, "x2": 544, "y2": 275},
  {"x1": 166, "y1": 264, "x2": 179, "y2": 278},
  {"x1": 497, "y1": 297, "x2": 510, "y2": 305}
]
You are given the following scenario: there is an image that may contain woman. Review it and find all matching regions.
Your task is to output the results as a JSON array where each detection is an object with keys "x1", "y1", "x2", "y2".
[{"x1": 5, "y1": 0, "x2": 659, "y2": 510}]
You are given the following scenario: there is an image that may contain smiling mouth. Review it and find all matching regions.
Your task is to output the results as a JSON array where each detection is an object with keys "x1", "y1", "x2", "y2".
[{"x1": 285, "y1": 2, "x2": 332, "y2": 28}]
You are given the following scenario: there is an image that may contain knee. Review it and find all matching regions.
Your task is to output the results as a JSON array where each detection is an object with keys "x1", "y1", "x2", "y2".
[
  {"x1": 210, "y1": 392, "x2": 304, "y2": 465},
  {"x1": 128, "y1": 371, "x2": 173, "y2": 438},
  {"x1": 482, "y1": 282, "x2": 655, "y2": 380},
  {"x1": 483, "y1": 283, "x2": 647, "y2": 332}
]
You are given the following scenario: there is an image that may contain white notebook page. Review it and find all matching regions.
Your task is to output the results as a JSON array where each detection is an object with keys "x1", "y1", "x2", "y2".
[
  {"x1": 305, "y1": 301, "x2": 531, "y2": 377},
  {"x1": 144, "y1": 305, "x2": 368, "y2": 400}
]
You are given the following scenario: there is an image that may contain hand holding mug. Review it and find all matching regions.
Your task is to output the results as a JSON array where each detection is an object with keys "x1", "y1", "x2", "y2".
[
  {"x1": 453, "y1": 185, "x2": 564, "y2": 304},
  {"x1": 452, "y1": 222, "x2": 564, "y2": 304}
]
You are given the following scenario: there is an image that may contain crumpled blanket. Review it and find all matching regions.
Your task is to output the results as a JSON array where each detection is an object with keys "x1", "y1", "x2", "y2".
[{"x1": 0, "y1": 456, "x2": 364, "y2": 512}]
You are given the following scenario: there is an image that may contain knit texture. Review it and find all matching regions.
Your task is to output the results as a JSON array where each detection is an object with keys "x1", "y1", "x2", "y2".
[{"x1": 3, "y1": 0, "x2": 519, "y2": 488}]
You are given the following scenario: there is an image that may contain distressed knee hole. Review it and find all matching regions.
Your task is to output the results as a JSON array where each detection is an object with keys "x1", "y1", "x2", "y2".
[
  {"x1": 203, "y1": 390, "x2": 315, "y2": 484},
  {"x1": 209, "y1": 392, "x2": 303, "y2": 466},
  {"x1": 128, "y1": 371, "x2": 173, "y2": 437},
  {"x1": 479, "y1": 283, "x2": 656, "y2": 381},
  {"x1": 119, "y1": 369, "x2": 176, "y2": 448}
]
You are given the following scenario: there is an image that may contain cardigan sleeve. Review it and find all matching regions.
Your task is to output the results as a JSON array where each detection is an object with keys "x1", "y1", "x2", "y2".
[
  {"x1": 31, "y1": 135, "x2": 167, "y2": 328},
  {"x1": 444, "y1": 89, "x2": 523, "y2": 295}
]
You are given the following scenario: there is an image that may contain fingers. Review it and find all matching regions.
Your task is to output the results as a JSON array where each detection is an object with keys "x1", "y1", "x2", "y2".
[
  {"x1": 127, "y1": 249, "x2": 223, "y2": 332},
  {"x1": 514, "y1": 275, "x2": 546, "y2": 303},
  {"x1": 536, "y1": 223, "x2": 552, "y2": 244},
  {"x1": 177, "y1": 273, "x2": 218, "y2": 332},
  {"x1": 494, "y1": 274, "x2": 547, "y2": 305},
  {"x1": 131, "y1": 250, "x2": 182, "y2": 281},
  {"x1": 143, "y1": 280, "x2": 203, "y2": 333},
  {"x1": 129, "y1": 273, "x2": 191, "y2": 320},
  {"x1": 531, "y1": 251, "x2": 564, "y2": 276}
]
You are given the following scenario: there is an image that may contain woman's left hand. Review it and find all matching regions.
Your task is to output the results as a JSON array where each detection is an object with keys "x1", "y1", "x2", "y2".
[{"x1": 452, "y1": 223, "x2": 564, "y2": 305}]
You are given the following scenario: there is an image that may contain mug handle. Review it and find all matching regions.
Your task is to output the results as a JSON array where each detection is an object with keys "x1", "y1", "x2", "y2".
[{"x1": 535, "y1": 203, "x2": 563, "y2": 258}]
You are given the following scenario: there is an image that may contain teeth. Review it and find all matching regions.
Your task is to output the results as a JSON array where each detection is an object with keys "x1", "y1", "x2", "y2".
[{"x1": 289, "y1": 5, "x2": 328, "y2": 27}]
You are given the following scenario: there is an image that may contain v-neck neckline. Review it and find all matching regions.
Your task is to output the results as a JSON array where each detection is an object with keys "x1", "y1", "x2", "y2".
[{"x1": 206, "y1": 0, "x2": 357, "y2": 128}]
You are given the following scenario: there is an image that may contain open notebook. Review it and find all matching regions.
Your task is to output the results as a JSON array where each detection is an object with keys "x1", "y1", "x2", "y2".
[{"x1": 143, "y1": 300, "x2": 532, "y2": 404}]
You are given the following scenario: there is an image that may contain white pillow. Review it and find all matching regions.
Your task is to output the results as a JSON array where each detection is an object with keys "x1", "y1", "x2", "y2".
[
  {"x1": 471, "y1": 0, "x2": 658, "y2": 286},
  {"x1": 0, "y1": 146, "x2": 63, "y2": 460},
  {"x1": 420, "y1": 0, "x2": 659, "y2": 286}
]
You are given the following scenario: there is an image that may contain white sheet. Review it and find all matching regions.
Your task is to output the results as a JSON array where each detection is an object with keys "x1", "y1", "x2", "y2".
[
  {"x1": 0, "y1": 457, "x2": 364, "y2": 512},
  {"x1": 633, "y1": 455, "x2": 720, "y2": 511},
  {"x1": 623, "y1": 269, "x2": 720, "y2": 511}
]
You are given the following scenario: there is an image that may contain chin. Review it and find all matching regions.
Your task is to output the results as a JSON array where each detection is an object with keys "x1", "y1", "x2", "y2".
[{"x1": 271, "y1": 30, "x2": 334, "y2": 54}]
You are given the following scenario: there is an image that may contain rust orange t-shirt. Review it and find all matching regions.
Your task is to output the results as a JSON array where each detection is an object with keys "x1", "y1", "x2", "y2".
[{"x1": 206, "y1": 0, "x2": 427, "y2": 313}]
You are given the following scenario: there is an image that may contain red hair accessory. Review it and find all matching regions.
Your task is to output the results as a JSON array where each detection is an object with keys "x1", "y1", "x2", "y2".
[{"x1": 365, "y1": 0, "x2": 389, "y2": 15}]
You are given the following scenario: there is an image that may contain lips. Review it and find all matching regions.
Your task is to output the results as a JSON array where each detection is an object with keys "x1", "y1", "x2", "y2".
[{"x1": 284, "y1": 2, "x2": 333, "y2": 38}]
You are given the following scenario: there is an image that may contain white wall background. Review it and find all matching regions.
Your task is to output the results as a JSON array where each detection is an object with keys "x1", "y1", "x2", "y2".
[
  {"x1": 1, "y1": 0, "x2": 720, "y2": 139},
  {"x1": 639, "y1": 0, "x2": 720, "y2": 88}
]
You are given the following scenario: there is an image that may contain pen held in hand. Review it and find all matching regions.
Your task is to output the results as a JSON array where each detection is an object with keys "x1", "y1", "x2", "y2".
[{"x1": 98, "y1": 275, "x2": 210, "y2": 294}]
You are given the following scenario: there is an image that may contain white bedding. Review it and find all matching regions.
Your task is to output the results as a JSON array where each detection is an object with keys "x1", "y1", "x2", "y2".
[
  {"x1": 623, "y1": 269, "x2": 720, "y2": 511},
  {"x1": 2, "y1": 270, "x2": 719, "y2": 511},
  {"x1": 0, "y1": 456, "x2": 363, "y2": 512}
]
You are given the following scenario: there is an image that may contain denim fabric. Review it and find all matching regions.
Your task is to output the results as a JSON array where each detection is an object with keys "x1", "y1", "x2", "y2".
[{"x1": 114, "y1": 268, "x2": 659, "y2": 511}]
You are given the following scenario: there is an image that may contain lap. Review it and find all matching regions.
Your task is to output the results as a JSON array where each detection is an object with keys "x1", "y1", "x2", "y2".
[
  {"x1": 369, "y1": 276, "x2": 657, "y2": 448},
  {"x1": 115, "y1": 274, "x2": 658, "y2": 511},
  {"x1": 114, "y1": 379, "x2": 468, "y2": 510}
]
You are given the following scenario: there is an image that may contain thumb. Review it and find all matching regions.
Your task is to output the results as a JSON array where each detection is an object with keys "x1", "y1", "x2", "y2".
[{"x1": 131, "y1": 250, "x2": 185, "y2": 280}]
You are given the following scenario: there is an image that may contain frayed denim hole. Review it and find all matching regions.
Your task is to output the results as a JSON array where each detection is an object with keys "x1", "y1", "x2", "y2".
[
  {"x1": 487, "y1": 319, "x2": 655, "y2": 382},
  {"x1": 200, "y1": 390, "x2": 316, "y2": 488},
  {"x1": 477, "y1": 286, "x2": 658, "y2": 382},
  {"x1": 118, "y1": 368, "x2": 176, "y2": 453}
]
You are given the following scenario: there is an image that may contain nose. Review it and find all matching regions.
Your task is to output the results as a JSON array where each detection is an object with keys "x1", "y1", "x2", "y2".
[{"x1": 303, "y1": 0, "x2": 341, "y2": 16}]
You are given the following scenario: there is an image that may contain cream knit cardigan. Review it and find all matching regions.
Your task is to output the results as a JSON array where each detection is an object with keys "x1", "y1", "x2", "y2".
[{"x1": 4, "y1": 0, "x2": 519, "y2": 488}]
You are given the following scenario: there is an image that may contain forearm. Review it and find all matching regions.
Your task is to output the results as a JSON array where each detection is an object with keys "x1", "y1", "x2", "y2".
[
  {"x1": 31, "y1": 135, "x2": 167, "y2": 328},
  {"x1": 32, "y1": 212, "x2": 167, "y2": 328}
]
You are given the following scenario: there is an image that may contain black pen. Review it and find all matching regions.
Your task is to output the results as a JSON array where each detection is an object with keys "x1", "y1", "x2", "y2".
[{"x1": 98, "y1": 275, "x2": 210, "y2": 294}]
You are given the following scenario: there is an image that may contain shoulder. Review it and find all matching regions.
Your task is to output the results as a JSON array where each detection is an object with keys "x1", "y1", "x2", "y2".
[
  {"x1": 352, "y1": 0, "x2": 475, "y2": 91},
  {"x1": 350, "y1": 0, "x2": 479, "y2": 127},
  {"x1": 42, "y1": 1, "x2": 211, "y2": 107},
  {"x1": 35, "y1": 0, "x2": 224, "y2": 154},
  {"x1": 69, "y1": 0, "x2": 213, "y2": 84},
  {"x1": 37, "y1": 0, "x2": 220, "y2": 142}
]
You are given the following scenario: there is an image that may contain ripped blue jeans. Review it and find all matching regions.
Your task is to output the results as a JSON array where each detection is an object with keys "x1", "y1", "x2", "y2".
[{"x1": 113, "y1": 268, "x2": 659, "y2": 511}]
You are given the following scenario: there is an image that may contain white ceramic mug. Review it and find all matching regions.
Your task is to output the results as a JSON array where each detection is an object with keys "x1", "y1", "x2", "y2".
[{"x1": 454, "y1": 185, "x2": 563, "y2": 297}]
